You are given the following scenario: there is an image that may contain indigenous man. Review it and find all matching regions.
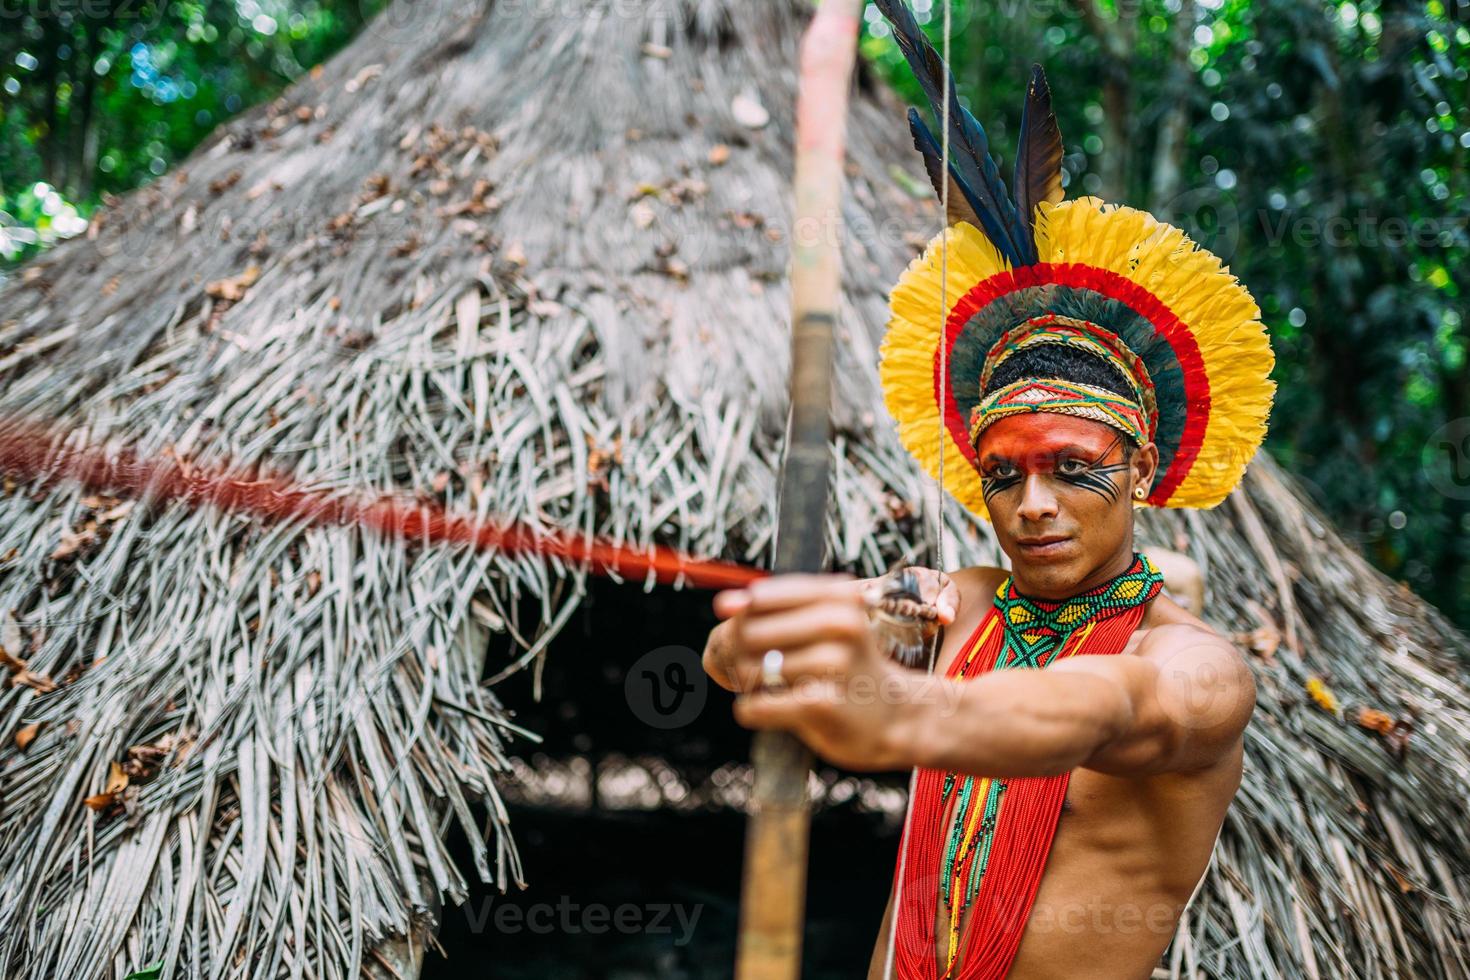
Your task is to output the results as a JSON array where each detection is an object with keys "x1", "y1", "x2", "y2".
[{"x1": 702, "y1": 3, "x2": 1275, "y2": 976}]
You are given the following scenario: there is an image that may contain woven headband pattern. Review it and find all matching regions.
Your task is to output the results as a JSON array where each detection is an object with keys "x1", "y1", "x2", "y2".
[
  {"x1": 968, "y1": 378, "x2": 1150, "y2": 446},
  {"x1": 969, "y1": 315, "x2": 1155, "y2": 446}
]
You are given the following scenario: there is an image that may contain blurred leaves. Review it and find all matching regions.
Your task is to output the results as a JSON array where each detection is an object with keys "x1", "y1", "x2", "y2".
[{"x1": 0, "y1": 0, "x2": 384, "y2": 261}]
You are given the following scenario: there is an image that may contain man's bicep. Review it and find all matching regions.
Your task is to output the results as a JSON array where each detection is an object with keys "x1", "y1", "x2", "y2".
[
  {"x1": 1133, "y1": 628, "x2": 1254, "y2": 772},
  {"x1": 1064, "y1": 629, "x2": 1254, "y2": 775}
]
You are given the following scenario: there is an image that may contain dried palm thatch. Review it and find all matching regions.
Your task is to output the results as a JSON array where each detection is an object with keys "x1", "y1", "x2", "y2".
[{"x1": 0, "y1": 0, "x2": 1465, "y2": 977}]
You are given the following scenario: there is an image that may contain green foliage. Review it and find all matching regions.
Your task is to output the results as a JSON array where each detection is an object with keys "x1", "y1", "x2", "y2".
[
  {"x1": 865, "y1": 0, "x2": 1470, "y2": 626},
  {"x1": 0, "y1": 0, "x2": 383, "y2": 261},
  {"x1": 123, "y1": 964, "x2": 163, "y2": 980}
]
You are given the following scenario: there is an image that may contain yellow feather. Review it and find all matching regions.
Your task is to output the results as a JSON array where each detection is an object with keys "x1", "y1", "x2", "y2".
[
  {"x1": 880, "y1": 199, "x2": 1275, "y2": 520},
  {"x1": 880, "y1": 223, "x2": 1004, "y2": 519},
  {"x1": 1028, "y1": 199, "x2": 1274, "y2": 509}
]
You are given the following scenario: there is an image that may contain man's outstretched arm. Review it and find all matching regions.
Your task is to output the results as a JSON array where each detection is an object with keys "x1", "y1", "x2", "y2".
[
  {"x1": 718, "y1": 575, "x2": 1254, "y2": 778},
  {"x1": 902, "y1": 625, "x2": 1255, "y2": 778}
]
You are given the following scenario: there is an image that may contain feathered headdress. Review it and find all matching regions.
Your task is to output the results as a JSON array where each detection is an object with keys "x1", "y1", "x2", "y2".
[{"x1": 875, "y1": 0, "x2": 1275, "y2": 521}]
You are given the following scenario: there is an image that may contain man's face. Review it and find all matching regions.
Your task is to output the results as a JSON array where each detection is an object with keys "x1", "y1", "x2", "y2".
[{"x1": 975, "y1": 414, "x2": 1158, "y2": 599}]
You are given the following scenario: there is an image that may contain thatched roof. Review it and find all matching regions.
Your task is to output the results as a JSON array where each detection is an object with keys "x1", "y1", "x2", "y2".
[{"x1": 0, "y1": 1, "x2": 1466, "y2": 977}]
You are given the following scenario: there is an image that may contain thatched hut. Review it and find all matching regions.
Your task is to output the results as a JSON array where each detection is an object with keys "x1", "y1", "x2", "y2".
[{"x1": 0, "y1": 0, "x2": 1466, "y2": 976}]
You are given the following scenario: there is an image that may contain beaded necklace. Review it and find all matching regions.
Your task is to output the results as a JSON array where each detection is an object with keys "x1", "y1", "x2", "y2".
[{"x1": 892, "y1": 552, "x2": 1164, "y2": 979}]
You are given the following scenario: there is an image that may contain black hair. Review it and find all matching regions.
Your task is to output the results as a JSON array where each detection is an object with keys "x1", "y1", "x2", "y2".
[
  {"x1": 980, "y1": 343, "x2": 1140, "y2": 455},
  {"x1": 983, "y1": 343, "x2": 1136, "y2": 400}
]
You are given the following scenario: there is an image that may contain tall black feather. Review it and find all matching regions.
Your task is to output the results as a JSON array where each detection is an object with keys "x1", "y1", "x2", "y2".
[
  {"x1": 1012, "y1": 64, "x2": 1064, "y2": 262},
  {"x1": 908, "y1": 109, "x2": 986, "y2": 233},
  {"x1": 873, "y1": 0, "x2": 1032, "y2": 266}
]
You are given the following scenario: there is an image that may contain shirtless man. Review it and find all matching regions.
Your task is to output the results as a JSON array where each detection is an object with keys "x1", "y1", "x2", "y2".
[
  {"x1": 701, "y1": 4, "x2": 1271, "y2": 970},
  {"x1": 702, "y1": 413, "x2": 1256, "y2": 978}
]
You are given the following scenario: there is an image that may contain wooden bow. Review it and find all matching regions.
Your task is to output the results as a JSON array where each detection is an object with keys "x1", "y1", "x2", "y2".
[{"x1": 734, "y1": 2, "x2": 863, "y2": 977}]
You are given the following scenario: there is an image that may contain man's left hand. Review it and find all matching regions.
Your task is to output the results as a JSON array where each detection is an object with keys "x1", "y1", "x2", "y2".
[{"x1": 713, "y1": 574, "x2": 926, "y2": 772}]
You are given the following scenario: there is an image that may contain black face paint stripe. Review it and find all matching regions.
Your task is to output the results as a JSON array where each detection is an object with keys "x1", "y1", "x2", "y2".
[
  {"x1": 1057, "y1": 463, "x2": 1130, "y2": 503},
  {"x1": 982, "y1": 433, "x2": 1134, "y2": 503},
  {"x1": 1049, "y1": 433, "x2": 1132, "y2": 502},
  {"x1": 1089, "y1": 433, "x2": 1126, "y2": 465},
  {"x1": 982, "y1": 472, "x2": 1024, "y2": 501}
]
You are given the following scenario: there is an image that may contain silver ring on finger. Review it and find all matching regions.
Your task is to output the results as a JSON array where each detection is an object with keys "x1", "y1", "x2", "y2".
[{"x1": 760, "y1": 649, "x2": 786, "y2": 690}]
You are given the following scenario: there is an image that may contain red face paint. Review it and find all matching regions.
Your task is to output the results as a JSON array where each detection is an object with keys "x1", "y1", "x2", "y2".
[{"x1": 975, "y1": 414, "x2": 1151, "y2": 599}]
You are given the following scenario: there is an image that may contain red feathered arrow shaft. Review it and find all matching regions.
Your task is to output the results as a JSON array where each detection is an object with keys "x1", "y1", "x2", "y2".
[{"x1": 0, "y1": 420, "x2": 761, "y2": 591}]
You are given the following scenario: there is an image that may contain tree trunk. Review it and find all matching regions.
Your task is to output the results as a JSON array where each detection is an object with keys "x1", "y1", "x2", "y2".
[
  {"x1": 1148, "y1": 0, "x2": 1196, "y2": 216},
  {"x1": 69, "y1": 25, "x2": 100, "y2": 200},
  {"x1": 1074, "y1": 0, "x2": 1136, "y2": 200}
]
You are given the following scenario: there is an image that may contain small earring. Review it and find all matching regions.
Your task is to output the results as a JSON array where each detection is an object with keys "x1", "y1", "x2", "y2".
[{"x1": 1133, "y1": 486, "x2": 1147, "y2": 500}]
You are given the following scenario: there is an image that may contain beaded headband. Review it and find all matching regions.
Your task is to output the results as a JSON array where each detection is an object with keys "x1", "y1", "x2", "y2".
[
  {"x1": 968, "y1": 315, "x2": 1157, "y2": 447},
  {"x1": 968, "y1": 378, "x2": 1150, "y2": 446}
]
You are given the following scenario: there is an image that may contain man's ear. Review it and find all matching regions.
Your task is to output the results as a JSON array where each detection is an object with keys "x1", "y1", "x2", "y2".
[{"x1": 1132, "y1": 441, "x2": 1160, "y2": 497}]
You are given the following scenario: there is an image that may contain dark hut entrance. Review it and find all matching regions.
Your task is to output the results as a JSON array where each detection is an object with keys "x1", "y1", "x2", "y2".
[{"x1": 428, "y1": 577, "x2": 905, "y2": 978}]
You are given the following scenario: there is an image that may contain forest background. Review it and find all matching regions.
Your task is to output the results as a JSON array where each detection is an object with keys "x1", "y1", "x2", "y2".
[{"x1": 2, "y1": 0, "x2": 1467, "y2": 626}]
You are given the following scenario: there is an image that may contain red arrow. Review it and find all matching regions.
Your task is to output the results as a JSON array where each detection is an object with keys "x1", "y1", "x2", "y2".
[{"x1": 0, "y1": 420, "x2": 762, "y2": 591}]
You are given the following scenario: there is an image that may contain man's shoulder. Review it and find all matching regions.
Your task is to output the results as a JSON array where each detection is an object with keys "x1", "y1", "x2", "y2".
[
  {"x1": 1135, "y1": 615, "x2": 1236, "y2": 664},
  {"x1": 949, "y1": 564, "x2": 1009, "y2": 601},
  {"x1": 1133, "y1": 618, "x2": 1256, "y2": 738},
  {"x1": 931, "y1": 566, "x2": 1009, "y2": 676},
  {"x1": 1139, "y1": 588, "x2": 1223, "y2": 645},
  {"x1": 947, "y1": 565, "x2": 1010, "y2": 626}
]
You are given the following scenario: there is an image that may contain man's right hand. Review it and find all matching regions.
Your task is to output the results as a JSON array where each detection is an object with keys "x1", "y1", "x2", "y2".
[
  {"x1": 702, "y1": 568, "x2": 957, "y2": 691},
  {"x1": 702, "y1": 575, "x2": 868, "y2": 692}
]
